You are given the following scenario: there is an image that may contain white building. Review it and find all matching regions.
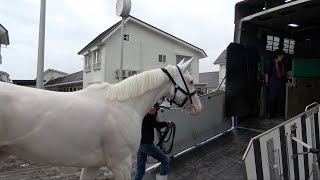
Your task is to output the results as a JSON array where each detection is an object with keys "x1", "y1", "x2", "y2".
[
  {"x1": 78, "y1": 16, "x2": 207, "y2": 87},
  {"x1": 199, "y1": 71, "x2": 219, "y2": 94},
  {"x1": 13, "y1": 69, "x2": 69, "y2": 88},
  {"x1": 213, "y1": 50, "x2": 226, "y2": 90},
  {"x1": 0, "y1": 24, "x2": 10, "y2": 83},
  {"x1": 0, "y1": 24, "x2": 9, "y2": 65},
  {"x1": 42, "y1": 69, "x2": 68, "y2": 84}
]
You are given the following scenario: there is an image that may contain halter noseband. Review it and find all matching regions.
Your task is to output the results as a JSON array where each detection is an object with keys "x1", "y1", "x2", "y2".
[{"x1": 161, "y1": 66, "x2": 197, "y2": 107}]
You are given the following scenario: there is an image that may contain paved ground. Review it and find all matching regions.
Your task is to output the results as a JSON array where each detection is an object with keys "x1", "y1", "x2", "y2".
[
  {"x1": 0, "y1": 157, "x2": 113, "y2": 180},
  {"x1": 0, "y1": 153, "x2": 153, "y2": 179}
]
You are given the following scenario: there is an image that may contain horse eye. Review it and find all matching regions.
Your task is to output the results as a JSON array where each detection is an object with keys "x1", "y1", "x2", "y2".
[{"x1": 190, "y1": 80, "x2": 194, "y2": 85}]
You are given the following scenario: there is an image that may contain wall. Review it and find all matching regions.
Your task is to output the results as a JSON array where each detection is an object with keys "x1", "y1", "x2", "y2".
[
  {"x1": 83, "y1": 45, "x2": 105, "y2": 87},
  {"x1": 286, "y1": 78, "x2": 320, "y2": 118},
  {"x1": 45, "y1": 83, "x2": 83, "y2": 92}
]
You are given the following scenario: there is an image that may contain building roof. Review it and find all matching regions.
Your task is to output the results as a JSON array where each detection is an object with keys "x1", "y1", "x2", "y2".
[
  {"x1": 213, "y1": 50, "x2": 226, "y2": 65},
  {"x1": 44, "y1": 71, "x2": 83, "y2": 86},
  {"x1": 0, "y1": 24, "x2": 9, "y2": 45},
  {"x1": 44, "y1": 68, "x2": 69, "y2": 76},
  {"x1": 78, "y1": 16, "x2": 207, "y2": 58},
  {"x1": 199, "y1": 71, "x2": 219, "y2": 88},
  {"x1": 12, "y1": 80, "x2": 36, "y2": 86}
]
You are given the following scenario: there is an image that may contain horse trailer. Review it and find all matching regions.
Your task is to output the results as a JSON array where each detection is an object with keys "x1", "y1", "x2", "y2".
[{"x1": 149, "y1": 0, "x2": 320, "y2": 179}]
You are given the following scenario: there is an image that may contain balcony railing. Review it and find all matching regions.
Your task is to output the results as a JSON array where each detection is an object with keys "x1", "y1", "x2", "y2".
[
  {"x1": 85, "y1": 65, "x2": 91, "y2": 73},
  {"x1": 93, "y1": 62, "x2": 101, "y2": 70}
]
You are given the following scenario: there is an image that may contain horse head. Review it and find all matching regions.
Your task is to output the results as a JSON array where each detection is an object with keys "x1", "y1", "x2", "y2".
[{"x1": 163, "y1": 58, "x2": 202, "y2": 116}]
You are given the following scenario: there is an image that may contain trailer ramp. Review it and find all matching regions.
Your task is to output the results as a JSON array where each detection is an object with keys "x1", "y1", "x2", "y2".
[
  {"x1": 144, "y1": 128, "x2": 260, "y2": 180},
  {"x1": 145, "y1": 113, "x2": 290, "y2": 180}
]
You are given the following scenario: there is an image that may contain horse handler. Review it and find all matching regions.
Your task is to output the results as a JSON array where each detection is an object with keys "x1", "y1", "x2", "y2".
[{"x1": 134, "y1": 98, "x2": 172, "y2": 180}]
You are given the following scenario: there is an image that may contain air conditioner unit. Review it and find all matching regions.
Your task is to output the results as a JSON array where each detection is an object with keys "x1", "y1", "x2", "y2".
[
  {"x1": 123, "y1": 70, "x2": 130, "y2": 77},
  {"x1": 115, "y1": 69, "x2": 128, "y2": 78},
  {"x1": 115, "y1": 69, "x2": 119, "y2": 78},
  {"x1": 129, "y1": 70, "x2": 138, "y2": 76}
]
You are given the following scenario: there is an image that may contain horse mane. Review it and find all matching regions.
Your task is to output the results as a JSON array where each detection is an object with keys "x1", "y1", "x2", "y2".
[{"x1": 86, "y1": 65, "x2": 176, "y2": 101}]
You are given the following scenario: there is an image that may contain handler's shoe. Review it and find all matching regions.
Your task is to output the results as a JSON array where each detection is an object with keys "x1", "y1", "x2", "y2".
[{"x1": 156, "y1": 173, "x2": 168, "y2": 180}]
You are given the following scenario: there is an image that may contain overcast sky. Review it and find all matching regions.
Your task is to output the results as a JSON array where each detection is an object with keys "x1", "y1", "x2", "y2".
[{"x1": 0, "y1": 0, "x2": 240, "y2": 79}]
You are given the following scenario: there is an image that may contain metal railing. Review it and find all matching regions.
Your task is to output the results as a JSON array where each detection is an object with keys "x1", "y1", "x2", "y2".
[
  {"x1": 243, "y1": 102, "x2": 320, "y2": 180},
  {"x1": 93, "y1": 62, "x2": 101, "y2": 70},
  {"x1": 84, "y1": 65, "x2": 91, "y2": 73}
]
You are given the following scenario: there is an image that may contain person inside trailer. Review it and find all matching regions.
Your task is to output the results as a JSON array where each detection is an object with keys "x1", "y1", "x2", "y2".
[{"x1": 265, "y1": 49, "x2": 287, "y2": 118}]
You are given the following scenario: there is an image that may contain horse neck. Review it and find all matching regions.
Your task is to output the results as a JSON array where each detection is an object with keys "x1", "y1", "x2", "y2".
[{"x1": 126, "y1": 81, "x2": 171, "y2": 119}]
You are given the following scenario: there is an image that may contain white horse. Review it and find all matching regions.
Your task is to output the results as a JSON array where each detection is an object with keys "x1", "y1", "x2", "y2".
[{"x1": 0, "y1": 59, "x2": 202, "y2": 180}]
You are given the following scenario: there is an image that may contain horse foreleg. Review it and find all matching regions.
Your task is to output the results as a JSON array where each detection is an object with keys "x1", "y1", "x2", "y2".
[
  {"x1": 108, "y1": 156, "x2": 132, "y2": 180},
  {"x1": 0, "y1": 150, "x2": 10, "y2": 169},
  {"x1": 79, "y1": 167, "x2": 100, "y2": 180}
]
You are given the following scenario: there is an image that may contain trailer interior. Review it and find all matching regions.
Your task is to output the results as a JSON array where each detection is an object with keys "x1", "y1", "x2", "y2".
[{"x1": 226, "y1": 0, "x2": 320, "y2": 123}]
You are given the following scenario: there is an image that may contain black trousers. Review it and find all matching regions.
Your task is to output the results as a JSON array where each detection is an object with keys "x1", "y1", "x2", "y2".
[{"x1": 267, "y1": 84, "x2": 285, "y2": 117}]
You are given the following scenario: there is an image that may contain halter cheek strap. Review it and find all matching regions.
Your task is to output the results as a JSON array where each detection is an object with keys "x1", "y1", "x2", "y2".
[{"x1": 161, "y1": 66, "x2": 197, "y2": 107}]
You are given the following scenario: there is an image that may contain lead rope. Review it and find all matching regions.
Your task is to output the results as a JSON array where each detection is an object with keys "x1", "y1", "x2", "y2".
[{"x1": 156, "y1": 122, "x2": 176, "y2": 154}]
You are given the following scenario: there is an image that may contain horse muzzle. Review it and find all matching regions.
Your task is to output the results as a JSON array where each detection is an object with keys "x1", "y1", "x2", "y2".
[{"x1": 187, "y1": 104, "x2": 202, "y2": 116}]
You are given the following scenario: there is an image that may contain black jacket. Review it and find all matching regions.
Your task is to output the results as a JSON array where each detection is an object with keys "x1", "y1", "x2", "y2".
[{"x1": 140, "y1": 112, "x2": 167, "y2": 144}]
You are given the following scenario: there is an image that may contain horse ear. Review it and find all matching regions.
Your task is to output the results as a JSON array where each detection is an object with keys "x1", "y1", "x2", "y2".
[
  {"x1": 178, "y1": 58, "x2": 185, "y2": 65},
  {"x1": 180, "y1": 58, "x2": 193, "y2": 72}
]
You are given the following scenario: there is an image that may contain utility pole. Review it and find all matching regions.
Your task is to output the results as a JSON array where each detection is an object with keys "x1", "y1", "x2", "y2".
[
  {"x1": 116, "y1": 0, "x2": 131, "y2": 81},
  {"x1": 36, "y1": 0, "x2": 46, "y2": 89}
]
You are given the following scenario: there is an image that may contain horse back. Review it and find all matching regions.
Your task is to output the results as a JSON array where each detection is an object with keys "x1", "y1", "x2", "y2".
[{"x1": 0, "y1": 82, "x2": 77, "y2": 146}]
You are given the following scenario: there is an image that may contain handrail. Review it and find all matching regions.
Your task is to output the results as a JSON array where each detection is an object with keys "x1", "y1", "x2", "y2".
[
  {"x1": 305, "y1": 102, "x2": 318, "y2": 111},
  {"x1": 215, "y1": 75, "x2": 226, "y2": 92}
]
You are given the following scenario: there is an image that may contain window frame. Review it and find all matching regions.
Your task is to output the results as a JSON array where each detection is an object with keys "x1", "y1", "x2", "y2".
[
  {"x1": 283, "y1": 38, "x2": 295, "y2": 54},
  {"x1": 158, "y1": 54, "x2": 166, "y2": 63},
  {"x1": 266, "y1": 35, "x2": 280, "y2": 51},
  {"x1": 85, "y1": 53, "x2": 92, "y2": 72},
  {"x1": 93, "y1": 49, "x2": 101, "y2": 70}
]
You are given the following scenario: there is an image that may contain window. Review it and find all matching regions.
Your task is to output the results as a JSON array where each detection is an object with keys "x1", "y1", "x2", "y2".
[
  {"x1": 158, "y1": 54, "x2": 166, "y2": 63},
  {"x1": 93, "y1": 50, "x2": 101, "y2": 63},
  {"x1": 124, "y1": 34, "x2": 129, "y2": 41},
  {"x1": 283, "y1": 38, "x2": 295, "y2": 54},
  {"x1": 85, "y1": 54, "x2": 92, "y2": 72},
  {"x1": 266, "y1": 35, "x2": 280, "y2": 51},
  {"x1": 85, "y1": 55, "x2": 91, "y2": 66},
  {"x1": 93, "y1": 50, "x2": 101, "y2": 70}
]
